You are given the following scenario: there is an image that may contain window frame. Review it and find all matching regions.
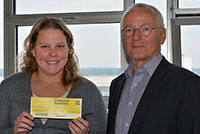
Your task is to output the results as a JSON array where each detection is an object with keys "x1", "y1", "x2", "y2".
[
  {"x1": 6, "y1": 0, "x2": 200, "y2": 77},
  {"x1": 171, "y1": 17, "x2": 200, "y2": 66},
  {"x1": 4, "y1": 0, "x2": 134, "y2": 77},
  {"x1": 170, "y1": 0, "x2": 200, "y2": 68}
]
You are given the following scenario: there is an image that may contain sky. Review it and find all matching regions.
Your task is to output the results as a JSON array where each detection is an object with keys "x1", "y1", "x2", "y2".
[
  {"x1": 1, "y1": 0, "x2": 200, "y2": 69},
  {"x1": 1, "y1": 0, "x2": 123, "y2": 69},
  {"x1": 181, "y1": 25, "x2": 200, "y2": 68},
  {"x1": 18, "y1": 24, "x2": 121, "y2": 68},
  {"x1": 16, "y1": 0, "x2": 123, "y2": 14}
]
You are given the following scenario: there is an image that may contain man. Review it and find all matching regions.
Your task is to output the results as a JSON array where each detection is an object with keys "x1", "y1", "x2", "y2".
[{"x1": 107, "y1": 3, "x2": 200, "y2": 134}]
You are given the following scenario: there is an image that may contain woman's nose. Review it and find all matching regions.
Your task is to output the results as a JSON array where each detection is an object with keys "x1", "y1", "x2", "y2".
[{"x1": 49, "y1": 48, "x2": 57, "y2": 56}]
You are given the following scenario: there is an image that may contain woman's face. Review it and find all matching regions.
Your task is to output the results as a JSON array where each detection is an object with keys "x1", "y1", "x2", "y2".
[{"x1": 32, "y1": 28, "x2": 69, "y2": 76}]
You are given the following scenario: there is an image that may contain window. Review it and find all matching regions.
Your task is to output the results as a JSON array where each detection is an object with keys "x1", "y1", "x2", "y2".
[
  {"x1": 181, "y1": 25, "x2": 200, "y2": 75},
  {"x1": 5, "y1": 0, "x2": 130, "y2": 105},
  {"x1": 0, "y1": 0, "x2": 3, "y2": 82},
  {"x1": 135, "y1": 0, "x2": 168, "y2": 58},
  {"x1": 179, "y1": 0, "x2": 200, "y2": 8},
  {"x1": 17, "y1": 24, "x2": 121, "y2": 98},
  {"x1": 170, "y1": 0, "x2": 200, "y2": 76},
  {"x1": 16, "y1": 0, "x2": 123, "y2": 14}
]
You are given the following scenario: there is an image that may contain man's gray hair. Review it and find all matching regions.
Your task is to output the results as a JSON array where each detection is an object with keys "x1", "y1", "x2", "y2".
[{"x1": 121, "y1": 3, "x2": 164, "y2": 28}]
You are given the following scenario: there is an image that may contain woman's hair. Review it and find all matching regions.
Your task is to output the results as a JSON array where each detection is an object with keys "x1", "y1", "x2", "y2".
[{"x1": 20, "y1": 17, "x2": 81, "y2": 86}]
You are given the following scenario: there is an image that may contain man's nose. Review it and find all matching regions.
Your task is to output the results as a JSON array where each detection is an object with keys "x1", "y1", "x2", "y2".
[{"x1": 132, "y1": 29, "x2": 141, "y2": 41}]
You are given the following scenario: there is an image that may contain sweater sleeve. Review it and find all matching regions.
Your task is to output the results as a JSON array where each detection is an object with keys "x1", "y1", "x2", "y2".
[
  {"x1": 0, "y1": 80, "x2": 14, "y2": 134},
  {"x1": 84, "y1": 86, "x2": 107, "y2": 134},
  {"x1": 69, "y1": 78, "x2": 107, "y2": 134}
]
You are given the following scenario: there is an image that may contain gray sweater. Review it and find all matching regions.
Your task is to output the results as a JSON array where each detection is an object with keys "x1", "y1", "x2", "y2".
[{"x1": 0, "y1": 72, "x2": 107, "y2": 134}]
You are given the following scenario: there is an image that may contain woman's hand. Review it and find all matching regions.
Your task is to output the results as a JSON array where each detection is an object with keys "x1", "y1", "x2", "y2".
[
  {"x1": 68, "y1": 117, "x2": 90, "y2": 134},
  {"x1": 14, "y1": 111, "x2": 34, "y2": 134}
]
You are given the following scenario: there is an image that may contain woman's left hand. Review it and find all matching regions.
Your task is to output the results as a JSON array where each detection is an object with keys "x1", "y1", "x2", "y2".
[{"x1": 68, "y1": 117, "x2": 90, "y2": 134}]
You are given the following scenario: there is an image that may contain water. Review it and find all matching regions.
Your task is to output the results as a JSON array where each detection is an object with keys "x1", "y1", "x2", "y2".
[{"x1": 0, "y1": 68, "x2": 3, "y2": 76}]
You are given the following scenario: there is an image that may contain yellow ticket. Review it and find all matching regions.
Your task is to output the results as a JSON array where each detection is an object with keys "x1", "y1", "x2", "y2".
[{"x1": 30, "y1": 97, "x2": 82, "y2": 119}]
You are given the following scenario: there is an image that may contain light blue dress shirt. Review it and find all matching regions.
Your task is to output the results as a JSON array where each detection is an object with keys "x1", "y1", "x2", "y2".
[{"x1": 115, "y1": 54, "x2": 162, "y2": 134}]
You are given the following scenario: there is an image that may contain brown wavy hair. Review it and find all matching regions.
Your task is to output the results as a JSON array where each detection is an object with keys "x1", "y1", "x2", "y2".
[{"x1": 20, "y1": 17, "x2": 81, "y2": 86}]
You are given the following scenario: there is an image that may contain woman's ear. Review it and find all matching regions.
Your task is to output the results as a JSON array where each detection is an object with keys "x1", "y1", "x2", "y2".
[{"x1": 31, "y1": 44, "x2": 35, "y2": 57}]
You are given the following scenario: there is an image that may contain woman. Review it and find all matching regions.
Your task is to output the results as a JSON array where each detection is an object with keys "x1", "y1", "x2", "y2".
[{"x1": 0, "y1": 17, "x2": 107, "y2": 134}]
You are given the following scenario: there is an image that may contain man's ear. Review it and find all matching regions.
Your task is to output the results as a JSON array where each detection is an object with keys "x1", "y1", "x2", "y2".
[{"x1": 160, "y1": 28, "x2": 166, "y2": 45}]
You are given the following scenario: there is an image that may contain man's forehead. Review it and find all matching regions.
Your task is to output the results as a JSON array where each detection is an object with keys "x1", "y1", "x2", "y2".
[{"x1": 126, "y1": 7, "x2": 155, "y2": 17}]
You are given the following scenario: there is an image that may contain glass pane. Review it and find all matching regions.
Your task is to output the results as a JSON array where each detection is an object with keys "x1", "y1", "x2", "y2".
[
  {"x1": 17, "y1": 24, "x2": 121, "y2": 101},
  {"x1": 181, "y1": 25, "x2": 200, "y2": 75},
  {"x1": 179, "y1": 0, "x2": 200, "y2": 8},
  {"x1": 135, "y1": 0, "x2": 168, "y2": 58},
  {"x1": 16, "y1": 0, "x2": 123, "y2": 14},
  {"x1": 0, "y1": 0, "x2": 4, "y2": 82}
]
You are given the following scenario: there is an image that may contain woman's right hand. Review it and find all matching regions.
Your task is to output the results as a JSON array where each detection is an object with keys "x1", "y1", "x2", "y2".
[{"x1": 14, "y1": 111, "x2": 34, "y2": 134}]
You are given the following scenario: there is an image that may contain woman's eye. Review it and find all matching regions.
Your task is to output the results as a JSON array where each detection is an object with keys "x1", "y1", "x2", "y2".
[
  {"x1": 57, "y1": 44, "x2": 65, "y2": 48},
  {"x1": 41, "y1": 45, "x2": 48, "y2": 48}
]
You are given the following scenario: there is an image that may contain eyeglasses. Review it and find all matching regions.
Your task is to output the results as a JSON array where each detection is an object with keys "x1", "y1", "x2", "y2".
[{"x1": 122, "y1": 24, "x2": 164, "y2": 37}]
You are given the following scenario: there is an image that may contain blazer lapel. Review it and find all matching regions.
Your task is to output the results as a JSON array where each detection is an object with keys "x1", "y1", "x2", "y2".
[
  {"x1": 128, "y1": 57, "x2": 171, "y2": 134},
  {"x1": 108, "y1": 74, "x2": 126, "y2": 134},
  {"x1": 111, "y1": 74, "x2": 126, "y2": 112}
]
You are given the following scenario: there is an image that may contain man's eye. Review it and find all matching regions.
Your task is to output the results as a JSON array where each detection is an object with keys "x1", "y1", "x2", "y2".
[
  {"x1": 142, "y1": 27, "x2": 150, "y2": 31},
  {"x1": 125, "y1": 28, "x2": 133, "y2": 33}
]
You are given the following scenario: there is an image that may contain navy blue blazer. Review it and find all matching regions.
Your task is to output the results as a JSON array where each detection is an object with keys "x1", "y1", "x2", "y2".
[{"x1": 107, "y1": 57, "x2": 200, "y2": 134}]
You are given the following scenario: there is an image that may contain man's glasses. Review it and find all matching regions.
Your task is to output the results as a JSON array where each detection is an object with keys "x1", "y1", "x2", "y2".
[{"x1": 122, "y1": 24, "x2": 164, "y2": 37}]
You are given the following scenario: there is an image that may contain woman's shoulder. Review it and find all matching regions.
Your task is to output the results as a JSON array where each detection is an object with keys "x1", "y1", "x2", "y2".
[
  {"x1": 71, "y1": 77, "x2": 101, "y2": 96},
  {"x1": 77, "y1": 77, "x2": 97, "y2": 87},
  {"x1": 1, "y1": 72, "x2": 31, "y2": 85},
  {"x1": 79, "y1": 77, "x2": 99, "y2": 88}
]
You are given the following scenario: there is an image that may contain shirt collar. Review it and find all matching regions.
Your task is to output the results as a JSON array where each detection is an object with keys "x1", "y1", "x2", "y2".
[{"x1": 125, "y1": 53, "x2": 163, "y2": 78}]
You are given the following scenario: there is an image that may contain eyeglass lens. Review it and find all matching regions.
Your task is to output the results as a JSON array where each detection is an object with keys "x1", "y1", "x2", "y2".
[{"x1": 123, "y1": 24, "x2": 152, "y2": 36}]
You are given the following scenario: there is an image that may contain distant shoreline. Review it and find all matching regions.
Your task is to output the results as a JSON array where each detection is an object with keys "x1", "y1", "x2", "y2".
[
  {"x1": 0, "y1": 67, "x2": 200, "y2": 76},
  {"x1": 0, "y1": 68, "x2": 121, "y2": 76}
]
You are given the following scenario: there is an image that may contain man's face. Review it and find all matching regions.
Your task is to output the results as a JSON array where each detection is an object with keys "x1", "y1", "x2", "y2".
[{"x1": 123, "y1": 7, "x2": 166, "y2": 64}]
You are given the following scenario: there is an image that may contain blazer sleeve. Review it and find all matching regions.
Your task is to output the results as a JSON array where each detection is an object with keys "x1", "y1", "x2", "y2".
[{"x1": 177, "y1": 75, "x2": 200, "y2": 134}]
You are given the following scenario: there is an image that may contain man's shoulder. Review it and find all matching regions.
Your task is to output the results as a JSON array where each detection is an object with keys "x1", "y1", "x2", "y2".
[
  {"x1": 110, "y1": 73, "x2": 126, "y2": 87},
  {"x1": 159, "y1": 59, "x2": 200, "y2": 80},
  {"x1": 171, "y1": 65, "x2": 199, "y2": 79},
  {"x1": 112, "y1": 73, "x2": 126, "y2": 82}
]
